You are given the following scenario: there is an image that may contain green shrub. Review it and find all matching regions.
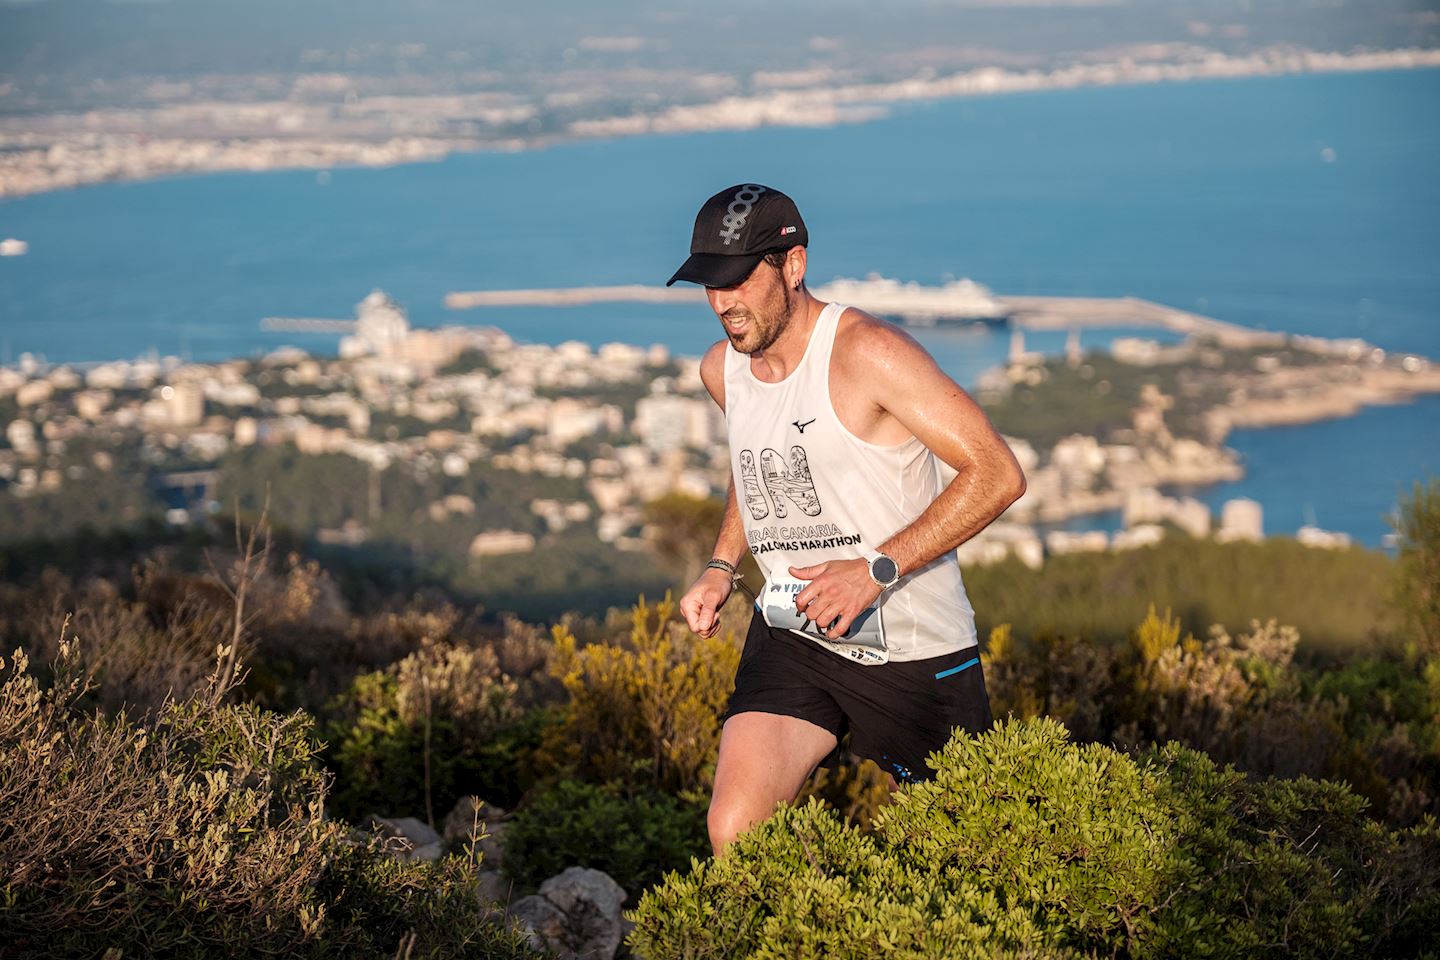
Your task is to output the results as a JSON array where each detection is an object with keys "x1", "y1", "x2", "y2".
[
  {"x1": 322, "y1": 669, "x2": 440, "y2": 823},
  {"x1": 982, "y1": 607, "x2": 1440, "y2": 824},
  {"x1": 1114, "y1": 610, "x2": 1339, "y2": 775},
  {"x1": 1143, "y1": 745, "x2": 1440, "y2": 958},
  {"x1": 963, "y1": 536, "x2": 1397, "y2": 659},
  {"x1": 503, "y1": 779, "x2": 708, "y2": 901},
  {"x1": 1392, "y1": 477, "x2": 1440, "y2": 656},
  {"x1": 543, "y1": 595, "x2": 743, "y2": 796},
  {"x1": 982, "y1": 622, "x2": 1119, "y2": 741},
  {"x1": 0, "y1": 640, "x2": 533, "y2": 960},
  {"x1": 320, "y1": 636, "x2": 542, "y2": 823},
  {"x1": 628, "y1": 718, "x2": 1440, "y2": 960}
]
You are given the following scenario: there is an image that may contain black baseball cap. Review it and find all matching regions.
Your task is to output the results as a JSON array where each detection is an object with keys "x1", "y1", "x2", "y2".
[{"x1": 666, "y1": 183, "x2": 808, "y2": 287}]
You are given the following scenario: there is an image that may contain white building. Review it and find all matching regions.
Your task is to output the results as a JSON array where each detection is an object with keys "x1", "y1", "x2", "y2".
[
  {"x1": 1123, "y1": 487, "x2": 1211, "y2": 538},
  {"x1": 634, "y1": 394, "x2": 724, "y2": 452},
  {"x1": 234, "y1": 417, "x2": 259, "y2": 446},
  {"x1": 469, "y1": 530, "x2": 537, "y2": 557},
  {"x1": 1217, "y1": 498, "x2": 1264, "y2": 542},
  {"x1": 73, "y1": 390, "x2": 112, "y2": 421},
  {"x1": 340, "y1": 290, "x2": 410, "y2": 360},
  {"x1": 1113, "y1": 524, "x2": 1166, "y2": 551},
  {"x1": 1046, "y1": 529, "x2": 1110, "y2": 555},
  {"x1": 6, "y1": 419, "x2": 37, "y2": 456},
  {"x1": 15, "y1": 380, "x2": 53, "y2": 407},
  {"x1": 956, "y1": 521, "x2": 1044, "y2": 569},
  {"x1": 165, "y1": 382, "x2": 205, "y2": 427},
  {"x1": 1296, "y1": 525, "x2": 1351, "y2": 549}
]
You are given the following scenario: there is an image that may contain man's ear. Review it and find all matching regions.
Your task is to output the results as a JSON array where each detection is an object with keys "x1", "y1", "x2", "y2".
[{"x1": 786, "y1": 245, "x2": 808, "y2": 289}]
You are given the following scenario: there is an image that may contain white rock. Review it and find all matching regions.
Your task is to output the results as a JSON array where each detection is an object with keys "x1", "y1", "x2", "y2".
[
  {"x1": 411, "y1": 841, "x2": 444, "y2": 862},
  {"x1": 508, "y1": 867, "x2": 628, "y2": 960},
  {"x1": 509, "y1": 894, "x2": 565, "y2": 954},
  {"x1": 476, "y1": 868, "x2": 514, "y2": 907}
]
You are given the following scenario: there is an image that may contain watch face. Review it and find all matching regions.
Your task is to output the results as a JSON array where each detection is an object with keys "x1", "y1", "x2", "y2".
[{"x1": 871, "y1": 555, "x2": 898, "y2": 585}]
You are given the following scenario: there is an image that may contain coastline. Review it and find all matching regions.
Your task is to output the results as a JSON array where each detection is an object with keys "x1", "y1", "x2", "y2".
[
  {"x1": 2, "y1": 47, "x2": 1437, "y2": 201},
  {"x1": 1207, "y1": 366, "x2": 1440, "y2": 439},
  {"x1": 5, "y1": 306, "x2": 1435, "y2": 548}
]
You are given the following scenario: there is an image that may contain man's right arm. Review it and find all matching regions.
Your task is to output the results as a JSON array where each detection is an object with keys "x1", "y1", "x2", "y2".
[
  {"x1": 679, "y1": 340, "x2": 740, "y2": 637},
  {"x1": 680, "y1": 479, "x2": 747, "y2": 637}
]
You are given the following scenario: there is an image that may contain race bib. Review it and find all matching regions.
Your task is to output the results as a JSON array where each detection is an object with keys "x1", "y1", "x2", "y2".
[{"x1": 757, "y1": 573, "x2": 889, "y2": 665}]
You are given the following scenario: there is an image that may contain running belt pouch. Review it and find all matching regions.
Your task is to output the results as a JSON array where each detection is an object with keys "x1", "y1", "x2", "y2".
[{"x1": 758, "y1": 572, "x2": 889, "y2": 664}]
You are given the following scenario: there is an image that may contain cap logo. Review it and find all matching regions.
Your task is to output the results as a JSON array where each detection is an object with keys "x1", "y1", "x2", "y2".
[
  {"x1": 779, "y1": 225, "x2": 796, "y2": 236},
  {"x1": 718, "y1": 184, "x2": 766, "y2": 246}
]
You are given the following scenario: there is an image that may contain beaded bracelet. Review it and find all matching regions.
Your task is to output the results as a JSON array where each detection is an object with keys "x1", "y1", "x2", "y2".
[{"x1": 705, "y1": 558, "x2": 739, "y2": 577}]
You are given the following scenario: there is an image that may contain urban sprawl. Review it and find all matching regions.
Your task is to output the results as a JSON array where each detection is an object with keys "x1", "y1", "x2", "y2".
[{"x1": 7, "y1": 289, "x2": 1437, "y2": 570}]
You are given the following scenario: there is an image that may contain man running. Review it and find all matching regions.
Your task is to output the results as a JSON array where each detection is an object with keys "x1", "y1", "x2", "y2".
[{"x1": 670, "y1": 183, "x2": 1027, "y2": 854}]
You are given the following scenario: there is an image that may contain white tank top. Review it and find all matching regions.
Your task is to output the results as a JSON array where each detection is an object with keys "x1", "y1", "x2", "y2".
[{"x1": 724, "y1": 301, "x2": 977, "y2": 661}]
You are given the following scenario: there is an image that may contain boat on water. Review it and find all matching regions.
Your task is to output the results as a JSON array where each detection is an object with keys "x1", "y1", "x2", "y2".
[
  {"x1": 814, "y1": 275, "x2": 1011, "y2": 327},
  {"x1": 0, "y1": 238, "x2": 29, "y2": 257},
  {"x1": 443, "y1": 274, "x2": 1013, "y2": 327}
]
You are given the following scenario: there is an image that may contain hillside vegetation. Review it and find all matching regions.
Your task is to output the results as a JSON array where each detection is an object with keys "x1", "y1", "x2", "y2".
[{"x1": 0, "y1": 479, "x2": 1436, "y2": 958}]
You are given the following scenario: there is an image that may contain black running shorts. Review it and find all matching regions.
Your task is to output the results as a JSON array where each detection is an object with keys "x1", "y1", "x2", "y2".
[{"x1": 723, "y1": 612, "x2": 994, "y2": 784}]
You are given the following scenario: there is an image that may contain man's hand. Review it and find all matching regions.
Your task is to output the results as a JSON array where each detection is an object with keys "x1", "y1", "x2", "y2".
[
  {"x1": 680, "y1": 567, "x2": 736, "y2": 638},
  {"x1": 790, "y1": 559, "x2": 883, "y2": 640}
]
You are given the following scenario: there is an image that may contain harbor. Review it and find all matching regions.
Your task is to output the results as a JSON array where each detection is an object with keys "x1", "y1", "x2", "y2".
[{"x1": 443, "y1": 277, "x2": 1292, "y2": 349}]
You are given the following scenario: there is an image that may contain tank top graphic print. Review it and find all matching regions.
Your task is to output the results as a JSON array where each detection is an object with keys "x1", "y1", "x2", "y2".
[{"x1": 724, "y1": 301, "x2": 978, "y2": 662}]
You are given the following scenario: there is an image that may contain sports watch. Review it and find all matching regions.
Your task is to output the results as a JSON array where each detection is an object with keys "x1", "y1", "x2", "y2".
[{"x1": 864, "y1": 549, "x2": 901, "y2": 590}]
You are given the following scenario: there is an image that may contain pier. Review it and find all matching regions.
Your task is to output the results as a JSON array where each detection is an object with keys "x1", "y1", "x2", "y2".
[
  {"x1": 443, "y1": 281, "x2": 1282, "y2": 348},
  {"x1": 261, "y1": 317, "x2": 359, "y2": 333},
  {"x1": 445, "y1": 286, "x2": 701, "y2": 309},
  {"x1": 1001, "y1": 296, "x2": 1281, "y2": 348}
]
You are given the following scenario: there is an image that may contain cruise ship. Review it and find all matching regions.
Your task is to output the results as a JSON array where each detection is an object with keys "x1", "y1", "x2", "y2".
[
  {"x1": 814, "y1": 275, "x2": 1011, "y2": 326},
  {"x1": 444, "y1": 274, "x2": 1013, "y2": 328}
]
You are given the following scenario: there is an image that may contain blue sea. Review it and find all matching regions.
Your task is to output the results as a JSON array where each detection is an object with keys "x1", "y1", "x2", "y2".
[{"x1": 1, "y1": 69, "x2": 1436, "y2": 544}]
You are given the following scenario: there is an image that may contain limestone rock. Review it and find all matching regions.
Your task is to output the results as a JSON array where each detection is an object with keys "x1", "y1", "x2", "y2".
[
  {"x1": 508, "y1": 867, "x2": 628, "y2": 960},
  {"x1": 476, "y1": 868, "x2": 514, "y2": 908},
  {"x1": 509, "y1": 894, "x2": 565, "y2": 953},
  {"x1": 410, "y1": 840, "x2": 444, "y2": 862}
]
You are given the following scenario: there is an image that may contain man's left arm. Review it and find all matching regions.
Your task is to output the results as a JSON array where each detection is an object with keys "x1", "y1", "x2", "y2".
[{"x1": 791, "y1": 322, "x2": 1026, "y2": 639}]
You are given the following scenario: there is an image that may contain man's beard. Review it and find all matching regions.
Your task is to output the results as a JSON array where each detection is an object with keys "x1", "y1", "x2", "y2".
[{"x1": 726, "y1": 283, "x2": 796, "y2": 355}]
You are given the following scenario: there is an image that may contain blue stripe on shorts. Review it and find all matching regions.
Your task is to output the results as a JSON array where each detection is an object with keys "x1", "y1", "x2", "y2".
[{"x1": 935, "y1": 657, "x2": 981, "y2": 680}]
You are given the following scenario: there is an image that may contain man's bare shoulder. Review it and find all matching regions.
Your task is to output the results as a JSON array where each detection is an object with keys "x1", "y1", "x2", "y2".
[
  {"x1": 833, "y1": 306, "x2": 938, "y2": 380},
  {"x1": 699, "y1": 339, "x2": 729, "y2": 406}
]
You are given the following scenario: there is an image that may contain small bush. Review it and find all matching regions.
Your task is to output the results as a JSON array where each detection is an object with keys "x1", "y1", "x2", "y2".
[
  {"x1": 1114, "y1": 610, "x2": 1344, "y2": 778},
  {"x1": 0, "y1": 639, "x2": 533, "y2": 959},
  {"x1": 1392, "y1": 477, "x2": 1440, "y2": 656},
  {"x1": 320, "y1": 635, "x2": 537, "y2": 823},
  {"x1": 0, "y1": 570, "x2": 224, "y2": 716},
  {"x1": 982, "y1": 606, "x2": 1440, "y2": 825},
  {"x1": 1143, "y1": 745, "x2": 1440, "y2": 958},
  {"x1": 982, "y1": 622, "x2": 1118, "y2": 741},
  {"x1": 503, "y1": 779, "x2": 708, "y2": 901},
  {"x1": 543, "y1": 595, "x2": 742, "y2": 796},
  {"x1": 628, "y1": 718, "x2": 1440, "y2": 960}
]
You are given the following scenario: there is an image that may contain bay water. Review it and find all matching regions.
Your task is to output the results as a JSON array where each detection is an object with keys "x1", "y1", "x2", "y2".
[{"x1": 1, "y1": 69, "x2": 1436, "y2": 544}]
